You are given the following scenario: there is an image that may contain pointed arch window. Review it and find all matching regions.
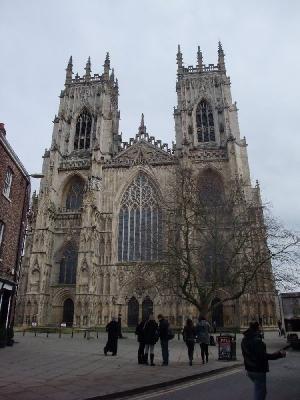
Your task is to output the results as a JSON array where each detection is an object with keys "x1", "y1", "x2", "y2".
[
  {"x1": 74, "y1": 110, "x2": 92, "y2": 150},
  {"x1": 59, "y1": 243, "x2": 78, "y2": 284},
  {"x1": 196, "y1": 100, "x2": 215, "y2": 142},
  {"x1": 198, "y1": 170, "x2": 224, "y2": 206},
  {"x1": 66, "y1": 177, "x2": 84, "y2": 210},
  {"x1": 118, "y1": 174, "x2": 162, "y2": 262}
]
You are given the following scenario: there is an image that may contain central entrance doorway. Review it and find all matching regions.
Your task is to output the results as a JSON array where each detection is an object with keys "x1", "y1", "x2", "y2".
[
  {"x1": 63, "y1": 298, "x2": 74, "y2": 327},
  {"x1": 127, "y1": 297, "x2": 139, "y2": 327},
  {"x1": 211, "y1": 297, "x2": 224, "y2": 327}
]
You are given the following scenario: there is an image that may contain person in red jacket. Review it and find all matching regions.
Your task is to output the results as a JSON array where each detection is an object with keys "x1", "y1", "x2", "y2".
[{"x1": 241, "y1": 321, "x2": 286, "y2": 400}]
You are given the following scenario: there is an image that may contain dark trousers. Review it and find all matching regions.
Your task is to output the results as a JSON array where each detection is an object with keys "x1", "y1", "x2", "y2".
[
  {"x1": 104, "y1": 336, "x2": 118, "y2": 355},
  {"x1": 247, "y1": 372, "x2": 267, "y2": 400},
  {"x1": 186, "y1": 341, "x2": 195, "y2": 361},
  {"x1": 160, "y1": 339, "x2": 169, "y2": 364},
  {"x1": 200, "y1": 343, "x2": 208, "y2": 362},
  {"x1": 138, "y1": 342, "x2": 145, "y2": 363}
]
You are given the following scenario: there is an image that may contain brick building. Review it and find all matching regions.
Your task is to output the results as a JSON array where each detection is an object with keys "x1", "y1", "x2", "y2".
[{"x1": 0, "y1": 123, "x2": 30, "y2": 345}]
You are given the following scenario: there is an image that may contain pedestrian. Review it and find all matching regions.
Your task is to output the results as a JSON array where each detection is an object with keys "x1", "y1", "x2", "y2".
[
  {"x1": 196, "y1": 315, "x2": 210, "y2": 364},
  {"x1": 183, "y1": 318, "x2": 197, "y2": 366},
  {"x1": 104, "y1": 317, "x2": 119, "y2": 356},
  {"x1": 135, "y1": 319, "x2": 146, "y2": 364},
  {"x1": 277, "y1": 320, "x2": 282, "y2": 336},
  {"x1": 212, "y1": 320, "x2": 217, "y2": 333},
  {"x1": 241, "y1": 321, "x2": 286, "y2": 400},
  {"x1": 143, "y1": 313, "x2": 158, "y2": 366},
  {"x1": 157, "y1": 314, "x2": 170, "y2": 366}
]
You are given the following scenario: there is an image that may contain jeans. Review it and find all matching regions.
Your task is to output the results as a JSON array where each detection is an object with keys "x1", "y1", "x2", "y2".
[
  {"x1": 247, "y1": 372, "x2": 267, "y2": 400},
  {"x1": 186, "y1": 341, "x2": 195, "y2": 361},
  {"x1": 160, "y1": 339, "x2": 169, "y2": 364}
]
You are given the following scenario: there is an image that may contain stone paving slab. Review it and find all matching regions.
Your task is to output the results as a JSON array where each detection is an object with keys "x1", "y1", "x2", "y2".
[{"x1": 0, "y1": 331, "x2": 285, "y2": 400}]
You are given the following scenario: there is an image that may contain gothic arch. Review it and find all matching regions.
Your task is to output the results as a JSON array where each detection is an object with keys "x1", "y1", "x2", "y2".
[
  {"x1": 116, "y1": 172, "x2": 163, "y2": 262},
  {"x1": 195, "y1": 98, "x2": 216, "y2": 143},
  {"x1": 73, "y1": 108, "x2": 93, "y2": 150},
  {"x1": 52, "y1": 288, "x2": 75, "y2": 307},
  {"x1": 62, "y1": 175, "x2": 85, "y2": 211},
  {"x1": 54, "y1": 241, "x2": 78, "y2": 285}
]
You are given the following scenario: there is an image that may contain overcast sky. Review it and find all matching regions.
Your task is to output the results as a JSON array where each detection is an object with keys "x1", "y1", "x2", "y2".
[{"x1": 0, "y1": 0, "x2": 299, "y2": 231}]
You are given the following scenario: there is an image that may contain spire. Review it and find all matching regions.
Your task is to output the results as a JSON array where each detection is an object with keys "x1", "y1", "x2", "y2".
[
  {"x1": 65, "y1": 56, "x2": 73, "y2": 84},
  {"x1": 84, "y1": 56, "x2": 91, "y2": 80},
  {"x1": 138, "y1": 113, "x2": 146, "y2": 135},
  {"x1": 218, "y1": 41, "x2": 226, "y2": 72},
  {"x1": 104, "y1": 52, "x2": 110, "y2": 80},
  {"x1": 176, "y1": 45, "x2": 183, "y2": 73},
  {"x1": 110, "y1": 67, "x2": 115, "y2": 83},
  {"x1": 197, "y1": 46, "x2": 203, "y2": 72}
]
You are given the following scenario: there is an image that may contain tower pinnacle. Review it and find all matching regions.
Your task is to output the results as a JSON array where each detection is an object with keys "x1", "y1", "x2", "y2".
[
  {"x1": 218, "y1": 41, "x2": 226, "y2": 73},
  {"x1": 84, "y1": 56, "x2": 91, "y2": 80},
  {"x1": 138, "y1": 113, "x2": 146, "y2": 135},
  {"x1": 104, "y1": 52, "x2": 110, "y2": 80},
  {"x1": 65, "y1": 56, "x2": 73, "y2": 85},
  {"x1": 197, "y1": 46, "x2": 203, "y2": 72},
  {"x1": 176, "y1": 45, "x2": 183, "y2": 74}
]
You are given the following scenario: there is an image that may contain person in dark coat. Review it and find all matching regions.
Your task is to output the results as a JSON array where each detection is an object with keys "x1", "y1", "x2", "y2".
[
  {"x1": 157, "y1": 314, "x2": 170, "y2": 366},
  {"x1": 195, "y1": 316, "x2": 210, "y2": 364},
  {"x1": 135, "y1": 319, "x2": 146, "y2": 364},
  {"x1": 143, "y1": 313, "x2": 158, "y2": 366},
  {"x1": 241, "y1": 321, "x2": 286, "y2": 400},
  {"x1": 104, "y1": 317, "x2": 119, "y2": 356},
  {"x1": 183, "y1": 318, "x2": 197, "y2": 366},
  {"x1": 117, "y1": 313, "x2": 123, "y2": 338}
]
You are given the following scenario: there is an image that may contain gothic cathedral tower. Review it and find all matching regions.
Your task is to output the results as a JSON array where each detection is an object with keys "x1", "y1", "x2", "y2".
[{"x1": 17, "y1": 45, "x2": 276, "y2": 329}]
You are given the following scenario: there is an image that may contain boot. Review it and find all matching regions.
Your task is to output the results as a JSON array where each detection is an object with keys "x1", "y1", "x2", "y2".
[
  {"x1": 144, "y1": 353, "x2": 149, "y2": 365},
  {"x1": 150, "y1": 353, "x2": 155, "y2": 366}
]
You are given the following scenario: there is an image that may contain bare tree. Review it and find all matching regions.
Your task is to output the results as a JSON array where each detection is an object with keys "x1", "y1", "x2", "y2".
[{"x1": 147, "y1": 162, "x2": 300, "y2": 318}]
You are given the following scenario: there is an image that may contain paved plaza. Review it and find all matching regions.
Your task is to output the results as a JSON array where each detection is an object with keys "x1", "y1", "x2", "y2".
[{"x1": 0, "y1": 331, "x2": 287, "y2": 400}]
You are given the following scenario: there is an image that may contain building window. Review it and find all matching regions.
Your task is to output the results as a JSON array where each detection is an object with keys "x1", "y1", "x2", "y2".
[
  {"x1": 3, "y1": 167, "x2": 13, "y2": 199},
  {"x1": 66, "y1": 177, "x2": 84, "y2": 210},
  {"x1": 198, "y1": 169, "x2": 224, "y2": 206},
  {"x1": 0, "y1": 221, "x2": 4, "y2": 250},
  {"x1": 118, "y1": 174, "x2": 162, "y2": 262},
  {"x1": 74, "y1": 110, "x2": 92, "y2": 150},
  {"x1": 59, "y1": 243, "x2": 78, "y2": 284},
  {"x1": 196, "y1": 100, "x2": 215, "y2": 142}
]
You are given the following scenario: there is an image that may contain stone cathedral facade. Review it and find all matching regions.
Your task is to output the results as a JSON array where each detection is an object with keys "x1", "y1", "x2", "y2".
[{"x1": 17, "y1": 44, "x2": 277, "y2": 329}]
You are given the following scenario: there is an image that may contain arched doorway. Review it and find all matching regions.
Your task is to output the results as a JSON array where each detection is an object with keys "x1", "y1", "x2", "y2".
[
  {"x1": 211, "y1": 298, "x2": 223, "y2": 327},
  {"x1": 63, "y1": 298, "x2": 74, "y2": 327},
  {"x1": 127, "y1": 297, "x2": 139, "y2": 327},
  {"x1": 142, "y1": 296, "x2": 153, "y2": 320}
]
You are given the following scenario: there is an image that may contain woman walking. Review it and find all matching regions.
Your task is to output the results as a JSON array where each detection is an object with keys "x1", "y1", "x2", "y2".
[
  {"x1": 143, "y1": 313, "x2": 158, "y2": 366},
  {"x1": 196, "y1": 316, "x2": 211, "y2": 364},
  {"x1": 183, "y1": 318, "x2": 196, "y2": 366}
]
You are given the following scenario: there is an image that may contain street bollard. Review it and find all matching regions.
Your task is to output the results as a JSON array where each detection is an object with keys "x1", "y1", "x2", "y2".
[
  {"x1": 71, "y1": 330, "x2": 74, "y2": 338},
  {"x1": 46, "y1": 331, "x2": 49, "y2": 338},
  {"x1": 96, "y1": 331, "x2": 99, "y2": 339},
  {"x1": 34, "y1": 329, "x2": 37, "y2": 337},
  {"x1": 84, "y1": 330, "x2": 86, "y2": 338},
  {"x1": 59, "y1": 328, "x2": 62, "y2": 338},
  {"x1": 23, "y1": 330, "x2": 25, "y2": 336}
]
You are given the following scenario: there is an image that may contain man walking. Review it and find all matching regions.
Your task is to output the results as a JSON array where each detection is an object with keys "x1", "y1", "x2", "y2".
[
  {"x1": 157, "y1": 314, "x2": 169, "y2": 366},
  {"x1": 241, "y1": 321, "x2": 286, "y2": 400},
  {"x1": 104, "y1": 317, "x2": 119, "y2": 356}
]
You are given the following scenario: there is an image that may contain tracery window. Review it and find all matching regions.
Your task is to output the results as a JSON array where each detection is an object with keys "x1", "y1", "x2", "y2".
[
  {"x1": 59, "y1": 243, "x2": 78, "y2": 284},
  {"x1": 198, "y1": 170, "x2": 224, "y2": 206},
  {"x1": 196, "y1": 100, "x2": 215, "y2": 142},
  {"x1": 74, "y1": 110, "x2": 92, "y2": 150},
  {"x1": 66, "y1": 177, "x2": 84, "y2": 210},
  {"x1": 118, "y1": 174, "x2": 162, "y2": 262}
]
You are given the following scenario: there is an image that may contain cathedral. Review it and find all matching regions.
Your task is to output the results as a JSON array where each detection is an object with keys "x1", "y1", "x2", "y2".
[{"x1": 16, "y1": 43, "x2": 277, "y2": 329}]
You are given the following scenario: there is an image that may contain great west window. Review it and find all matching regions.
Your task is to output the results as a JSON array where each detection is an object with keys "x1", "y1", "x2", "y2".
[{"x1": 118, "y1": 174, "x2": 162, "y2": 262}]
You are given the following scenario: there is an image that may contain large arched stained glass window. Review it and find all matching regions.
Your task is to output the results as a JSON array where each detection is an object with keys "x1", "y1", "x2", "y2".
[
  {"x1": 74, "y1": 110, "x2": 92, "y2": 150},
  {"x1": 59, "y1": 243, "x2": 78, "y2": 284},
  {"x1": 118, "y1": 174, "x2": 162, "y2": 262},
  {"x1": 196, "y1": 100, "x2": 215, "y2": 142}
]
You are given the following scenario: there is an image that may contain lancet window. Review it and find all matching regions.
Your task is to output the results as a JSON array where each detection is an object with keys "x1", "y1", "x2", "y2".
[
  {"x1": 118, "y1": 174, "x2": 162, "y2": 262},
  {"x1": 74, "y1": 110, "x2": 92, "y2": 150},
  {"x1": 59, "y1": 243, "x2": 78, "y2": 285},
  {"x1": 196, "y1": 100, "x2": 215, "y2": 142},
  {"x1": 66, "y1": 177, "x2": 84, "y2": 210},
  {"x1": 198, "y1": 170, "x2": 224, "y2": 206}
]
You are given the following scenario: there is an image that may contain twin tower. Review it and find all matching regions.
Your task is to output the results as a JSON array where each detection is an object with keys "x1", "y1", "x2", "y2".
[{"x1": 16, "y1": 44, "x2": 276, "y2": 329}]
